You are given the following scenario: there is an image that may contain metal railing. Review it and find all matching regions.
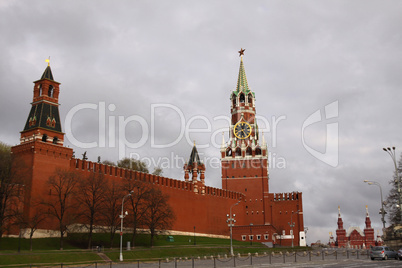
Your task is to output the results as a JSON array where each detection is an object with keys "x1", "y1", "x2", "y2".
[{"x1": 1, "y1": 249, "x2": 374, "y2": 268}]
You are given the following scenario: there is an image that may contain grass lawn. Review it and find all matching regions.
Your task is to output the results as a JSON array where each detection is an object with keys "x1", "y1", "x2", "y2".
[
  {"x1": 0, "y1": 233, "x2": 303, "y2": 266},
  {"x1": 0, "y1": 252, "x2": 102, "y2": 266}
]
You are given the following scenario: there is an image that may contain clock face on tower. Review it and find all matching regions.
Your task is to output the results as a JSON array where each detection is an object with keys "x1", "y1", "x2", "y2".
[{"x1": 233, "y1": 121, "x2": 252, "y2": 139}]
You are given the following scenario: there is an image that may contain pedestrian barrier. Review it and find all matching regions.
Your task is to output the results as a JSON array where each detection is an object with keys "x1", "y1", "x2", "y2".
[{"x1": 7, "y1": 249, "x2": 375, "y2": 268}]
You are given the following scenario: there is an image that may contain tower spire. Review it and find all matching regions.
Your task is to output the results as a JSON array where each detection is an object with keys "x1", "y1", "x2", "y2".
[
  {"x1": 41, "y1": 58, "x2": 54, "y2": 80},
  {"x1": 365, "y1": 205, "x2": 372, "y2": 228},
  {"x1": 235, "y1": 48, "x2": 250, "y2": 94}
]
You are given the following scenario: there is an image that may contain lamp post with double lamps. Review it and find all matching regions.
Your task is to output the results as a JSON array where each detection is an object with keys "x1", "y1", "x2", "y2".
[
  {"x1": 364, "y1": 180, "x2": 386, "y2": 229},
  {"x1": 227, "y1": 200, "x2": 240, "y2": 256},
  {"x1": 288, "y1": 210, "x2": 299, "y2": 248},
  {"x1": 383, "y1": 147, "x2": 402, "y2": 223},
  {"x1": 119, "y1": 190, "x2": 134, "y2": 262}
]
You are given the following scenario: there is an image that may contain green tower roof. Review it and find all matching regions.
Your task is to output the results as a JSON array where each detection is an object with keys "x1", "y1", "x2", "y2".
[
  {"x1": 234, "y1": 55, "x2": 254, "y2": 97},
  {"x1": 235, "y1": 56, "x2": 250, "y2": 94}
]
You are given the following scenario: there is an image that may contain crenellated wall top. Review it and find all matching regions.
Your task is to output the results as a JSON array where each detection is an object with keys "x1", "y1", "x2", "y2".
[{"x1": 70, "y1": 158, "x2": 244, "y2": 201}]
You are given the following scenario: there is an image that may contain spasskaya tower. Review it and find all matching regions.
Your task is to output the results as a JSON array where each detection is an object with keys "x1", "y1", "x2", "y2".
[{"x1": 221, "y1": 48, "x2": 269, "y2": 225}]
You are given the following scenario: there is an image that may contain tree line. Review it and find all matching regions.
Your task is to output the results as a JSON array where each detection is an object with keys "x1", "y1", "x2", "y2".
[{"x1": 0, "y1": 142, "x2": 175, "y2": 250}]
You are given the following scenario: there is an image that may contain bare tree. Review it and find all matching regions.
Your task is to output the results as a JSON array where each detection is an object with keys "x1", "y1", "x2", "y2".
[
  {"x1": 42, "y1": 168, "x2": 79, "y2": 250},
  {"x1": 76, "y1": 172, "x2": 107, "y2": 249},
  {"x1": 101, "y1": 179, "x2": 123, "y2": 248},
  {"x1": 14, "y1": 202, "x2": 46, "y2": 251},
  {"x1": 26, "y1": 209, "x2": 46, "y2": 251},
  {"x1": 122, "y1": 179, "x2": 151, "y2": 247},
  {"x1": 0, "y1": 142, "x2": 26, "y2": 240},
  {"x1": 385, "y1": 153, "x2": 402, "y2": 225},
  {"x1": 142, "y1": 187, "x2": 175, "y2": 247}
]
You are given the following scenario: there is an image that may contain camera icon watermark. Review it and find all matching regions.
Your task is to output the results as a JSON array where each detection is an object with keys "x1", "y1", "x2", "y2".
[{"x1": 301, "y1": 101, "x2": 339, "y2": 167}]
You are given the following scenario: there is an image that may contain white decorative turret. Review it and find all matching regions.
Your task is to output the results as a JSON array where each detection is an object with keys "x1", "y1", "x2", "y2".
[
  {"x1": 241, "y1": 140, "x2": 246, "y2": 151},
  {"x1": 220, "y1": 132, "x2": 226, "y2": 152},
  {"x1": 262, "y1": 131, "x2": 267, "y2": 148}
]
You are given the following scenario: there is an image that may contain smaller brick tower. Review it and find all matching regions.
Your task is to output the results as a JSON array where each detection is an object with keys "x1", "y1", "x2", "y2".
[
  {"x1": 183, "y1": 144, "x2": 205, "y2": 194},
  {"x1": 363, "y1": 205, "x2": 375, "y2": 245},
  {"x1": 336, "y1": 206, "x2": 347, "y2": 247}
]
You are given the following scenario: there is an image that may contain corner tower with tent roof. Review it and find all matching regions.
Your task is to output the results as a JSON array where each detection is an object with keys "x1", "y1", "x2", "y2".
[{"x1": 184, "y1": 143, "x2": 206, "y2": 194}]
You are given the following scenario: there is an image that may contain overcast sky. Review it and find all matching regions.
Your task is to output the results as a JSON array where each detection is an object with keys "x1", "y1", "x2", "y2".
[{"x1": 1, "y1": 0, "x2": 402, "y2": 244}]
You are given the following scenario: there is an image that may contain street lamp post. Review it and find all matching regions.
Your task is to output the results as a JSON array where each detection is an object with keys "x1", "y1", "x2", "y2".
[
  {"x1": 227, "y1": 200, "x2": 240, "y2": 256},
  {"x1": 383, "y1": 147, "x2": 402, "y2": 223},
  {"x1": 193, "y1": 226, "x2": 196, "y2": 245},
  {"x1": 249, "y1": 223, "x2": 253, "y2": 245},
  {"x1": 119, "y1": 190, "x2": 134, "y2": 262},
  {"x1": 364, "y1": 180, "x2": 386, "y2": 229},
  {"x1": 288, "y1": 210, "x2": 299, "y2": 248}
]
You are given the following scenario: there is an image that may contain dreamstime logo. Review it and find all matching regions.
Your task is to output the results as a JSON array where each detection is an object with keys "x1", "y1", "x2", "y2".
[{"x1": 301, "y1": 101, "x2": 339, "y2": 167}]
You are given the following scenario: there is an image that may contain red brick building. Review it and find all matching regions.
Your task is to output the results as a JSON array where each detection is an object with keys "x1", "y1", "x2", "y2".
[
  {"x1": 11, "y1": 52, "x2": 305, "y2": 246},
  {"x1": 334, "y1": 206, "x2": 382, "y2": 248}
]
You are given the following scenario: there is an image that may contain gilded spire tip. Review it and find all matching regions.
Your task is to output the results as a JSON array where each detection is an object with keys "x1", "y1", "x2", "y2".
[{"x1": 45, "y1": 56, "x2": 50, "y2": 66}]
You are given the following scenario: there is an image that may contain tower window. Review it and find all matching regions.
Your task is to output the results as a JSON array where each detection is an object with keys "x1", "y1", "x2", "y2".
[
  {"x1": 248, "y1": 93, "x2": 253, "y2": 106},
  {"x1": 239, "y1": 93, "x2": 245, "y2": 103},
  {"x1": 42, "y1": 134, "x2": 48, "y2": 142},
  {"x1": 38, "y1": 85, "x2": 42, "y2": 96},
  {"x1": 246, "y1": 147, "x2": 252, "y2": 156},
  {"x1": 226, "y1": 148, "x2": 232, "y2": 157},
  {"x1": 53, "y1": 137, "x2": 58, "y2": 144},
  {"x1": 255, "y1": 148, "x2": 261, "y2": 155},
  {"x1": 48, "y1": 85, "x2": 54, "y2": 98},
  {"x1": 232, "y1": 97, "x2": 236, "y2": 107},
  {"x1": 235, "y1": 148, "x2": 241, "y2": 156}
]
